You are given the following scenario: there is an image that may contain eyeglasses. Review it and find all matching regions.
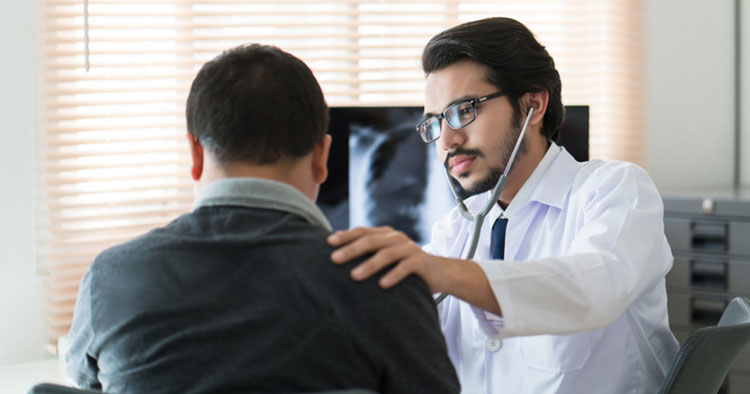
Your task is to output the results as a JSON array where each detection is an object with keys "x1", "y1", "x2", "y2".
[{"x1": 416, "y1": 91, "x2": 507, "y2": 144}]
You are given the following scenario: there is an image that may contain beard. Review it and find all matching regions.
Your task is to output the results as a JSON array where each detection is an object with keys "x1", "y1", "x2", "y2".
[{"x1": 446, "y1": 116, "x2": 527, "y2": 196}]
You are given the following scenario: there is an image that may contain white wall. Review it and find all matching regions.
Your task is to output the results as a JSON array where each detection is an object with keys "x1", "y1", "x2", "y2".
[
  {"x1": 0, "y1": 0, "x2": 48, "y2": 364},
  {"x1": 741, "y1": 0, "x2": 750, "y2": 187},
  {"x1": 646, "y1": 0, "x2": 738, "y2": 191}
]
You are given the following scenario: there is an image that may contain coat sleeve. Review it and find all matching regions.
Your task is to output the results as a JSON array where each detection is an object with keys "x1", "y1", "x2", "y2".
[{"x1": 476, "y1": 163, "x2": 673, "y2": 337}]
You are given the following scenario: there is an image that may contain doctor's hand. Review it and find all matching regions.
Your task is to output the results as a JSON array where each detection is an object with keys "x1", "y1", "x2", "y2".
[
  {"x1": 328, "y1": 226, "x2": 503, "y2": 315},
  {"x1": 327, "y1": 226, "x2": 454, "y2": 293}
]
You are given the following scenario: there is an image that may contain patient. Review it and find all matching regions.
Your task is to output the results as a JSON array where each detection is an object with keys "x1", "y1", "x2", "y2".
[{"x1": 65, "y1": 44, "x2": 460, "y2": 394}]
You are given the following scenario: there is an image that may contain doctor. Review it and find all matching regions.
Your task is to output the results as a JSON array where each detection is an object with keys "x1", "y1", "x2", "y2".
[{"x1": 328, "y1": 17, "x2": 679, "y2": 394}]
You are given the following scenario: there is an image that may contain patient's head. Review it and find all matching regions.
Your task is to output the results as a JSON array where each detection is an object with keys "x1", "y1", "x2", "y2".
[
  {"x1": 185, "y1": 44, "x2": 331, "y2": 200},
  {"x1": 187, "y1": 44, "x2": 329, "y2": 163}
]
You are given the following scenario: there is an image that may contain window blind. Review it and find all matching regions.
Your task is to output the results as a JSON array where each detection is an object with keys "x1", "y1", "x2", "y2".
[{"x1": 40, "y1": 0, "x2": 645, "y2": 348}]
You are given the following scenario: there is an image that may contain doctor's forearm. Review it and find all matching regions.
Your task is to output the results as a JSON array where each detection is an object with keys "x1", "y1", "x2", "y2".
[{"x1": 442, "y1": 257, "x2": 503, "y2": 316}]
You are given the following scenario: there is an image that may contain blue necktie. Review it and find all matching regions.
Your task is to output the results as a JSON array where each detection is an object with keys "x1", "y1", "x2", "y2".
[{"x1": 491, "y1": 217, "x2": 508, "y2": 259}]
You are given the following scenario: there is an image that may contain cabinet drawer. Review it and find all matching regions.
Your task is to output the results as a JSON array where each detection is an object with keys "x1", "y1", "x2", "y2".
[
  {"x1": 667, "y1": 257, "x2": 750, "y2": 294},
  {"x1": 665, "y1": 218, "x2": 692, "y2": 251},
  {"x1": 668, "y1": 292, "x2": 729, "y2": 327},
  {"x1": 730, "y1": 222, "x2": 750, "y2": 256},
  {"x1": 665, "y1": 218, "x2": 750, "y2": 256},
  {"x1": 665, "y1": 218, "x2": 729, "y2": 254}
]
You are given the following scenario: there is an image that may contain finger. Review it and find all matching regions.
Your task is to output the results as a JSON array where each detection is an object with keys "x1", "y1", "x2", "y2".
[
  {"x1": 330, "y1": 228, "x2": 404, "y2": 264},
  {"x1": 378, "y1": 256, "x2": 421, "y2": 289},
  {"x1": 349, "y1": 239, "x2": 417, "y2": 280},
  {"x1": 327, "y1": 226, "x2": 391, "y2": 247}
]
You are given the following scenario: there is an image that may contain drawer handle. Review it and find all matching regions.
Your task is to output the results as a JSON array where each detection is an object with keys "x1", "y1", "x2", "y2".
[
  {"x1": 690, "y1": 260, "x2": 728, "y2": 290},
  {"x1": 690, "y1": 222, "x2": 728, "y2": 252}
]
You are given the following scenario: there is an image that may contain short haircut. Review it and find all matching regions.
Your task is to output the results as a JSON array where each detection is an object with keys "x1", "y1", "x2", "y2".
[
  {"x1": 186, "y1": 44, "x2": 329, "y2": 164},
  {"x1": 422, "y1": 17, "x2": 564, "y2": 142}
]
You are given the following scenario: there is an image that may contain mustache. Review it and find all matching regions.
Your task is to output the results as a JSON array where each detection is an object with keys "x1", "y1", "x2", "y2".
[{"x1": 444, "y1": 148, "x2": 484, "y2": 170}]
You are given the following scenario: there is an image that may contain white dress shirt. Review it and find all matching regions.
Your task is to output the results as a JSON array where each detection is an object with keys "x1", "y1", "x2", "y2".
[{"x1": 424, "y1": 143, "x2": 679, "y2": 394}]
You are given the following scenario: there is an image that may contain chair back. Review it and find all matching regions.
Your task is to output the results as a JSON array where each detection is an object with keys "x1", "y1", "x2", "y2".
[{"x1": 657, "y1": 296, "x2": 750, "y2": 394}]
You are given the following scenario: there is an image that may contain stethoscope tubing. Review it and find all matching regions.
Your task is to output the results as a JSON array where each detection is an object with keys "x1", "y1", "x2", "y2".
[{"x1": 434, "y1": 107, "x2": 534, "y2": 305}]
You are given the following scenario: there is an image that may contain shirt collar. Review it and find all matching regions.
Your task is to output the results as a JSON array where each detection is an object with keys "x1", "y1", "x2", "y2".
[
  {"x1": 527, "y1": 143, "x2": 580, "y2": 210},
  {"x1": 494, "y1": 142, "x2": 579, "y2": 219},
  {"x1": 500, "y1": 142, "x2": 562, "y2": 218},
  {"x1": 192, "y1": 177, "x2": 332, "y2": 231}
]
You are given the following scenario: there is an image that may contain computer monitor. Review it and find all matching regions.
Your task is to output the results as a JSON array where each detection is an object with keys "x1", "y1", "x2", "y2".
[{"x1": 317, "y1": 105, "x2": 589, "y2": 244}]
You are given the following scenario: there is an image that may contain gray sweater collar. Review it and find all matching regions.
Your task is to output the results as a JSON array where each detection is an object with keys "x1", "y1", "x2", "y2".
[{"x1": 192, "y1": 178, "x2": 332, "y2": 231}]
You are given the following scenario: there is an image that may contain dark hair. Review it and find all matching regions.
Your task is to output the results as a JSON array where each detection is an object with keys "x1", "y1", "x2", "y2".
[
  {"x1": 422, "y1": 17, "x2": 564, "y2": 142},
  {"x1": 186, "y1": 44, "x2": 329, "y2": 164}
]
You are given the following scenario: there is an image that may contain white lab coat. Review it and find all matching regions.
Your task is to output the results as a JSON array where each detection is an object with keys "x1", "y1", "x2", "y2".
[{"x1": 424, "y1": 143, "x2": 679, "y2": 394}]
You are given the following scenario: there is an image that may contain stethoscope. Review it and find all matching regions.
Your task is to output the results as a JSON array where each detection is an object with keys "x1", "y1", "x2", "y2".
[{"x1": 434, "y1": 107, "x2": 534, "y2": 305}]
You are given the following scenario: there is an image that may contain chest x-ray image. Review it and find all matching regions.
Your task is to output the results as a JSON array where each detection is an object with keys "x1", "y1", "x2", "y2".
[
  {"x1": 317, "y1": 107, "x2": 454, "y2": 245},
  {"x1": 316, "y1": 105, "x2": 589, "y2": 244}
]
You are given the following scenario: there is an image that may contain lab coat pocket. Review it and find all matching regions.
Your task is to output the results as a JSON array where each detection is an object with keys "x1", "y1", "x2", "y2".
[{"x1": 519, "y1": 333, "x2": 592, "y2": 372}]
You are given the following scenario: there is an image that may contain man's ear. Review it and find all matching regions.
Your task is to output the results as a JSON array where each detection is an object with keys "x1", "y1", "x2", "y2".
[
  {"x1": 186, "y1": 133, "x2": 204, "y2": 181},
  {"x1": 311, "y1": 134, "x2": 332, "y2": 184},
  {"x1": 523, "y1": 90, "x2": 549, "y2": 126}
]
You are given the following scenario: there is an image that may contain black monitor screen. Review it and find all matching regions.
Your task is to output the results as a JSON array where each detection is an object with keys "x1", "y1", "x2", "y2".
[
  {"x1": 558, "y1": 105, "x2": 589, "y2": 163},
  {"x1": 318, "y1": 105, "x2": 589, "y2": 244}
]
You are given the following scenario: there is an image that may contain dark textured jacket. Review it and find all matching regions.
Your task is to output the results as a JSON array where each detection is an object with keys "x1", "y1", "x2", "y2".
[{"x1": 66, "y1": 178, "x2": 460, "y2": 394}]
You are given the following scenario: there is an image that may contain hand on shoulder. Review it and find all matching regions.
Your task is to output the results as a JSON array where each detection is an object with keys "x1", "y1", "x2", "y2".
[
  {"x1": 328, "y1": 226, "x2": 502, "y2": 315},
  {"x1": 327, "y1": 226, "x2": 453, "y2": 293}
]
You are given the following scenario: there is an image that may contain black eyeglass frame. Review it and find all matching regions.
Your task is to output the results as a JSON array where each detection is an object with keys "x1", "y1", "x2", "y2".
[{"x1": 416, "y1": 90, "x2": 507, "y2": 144}]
